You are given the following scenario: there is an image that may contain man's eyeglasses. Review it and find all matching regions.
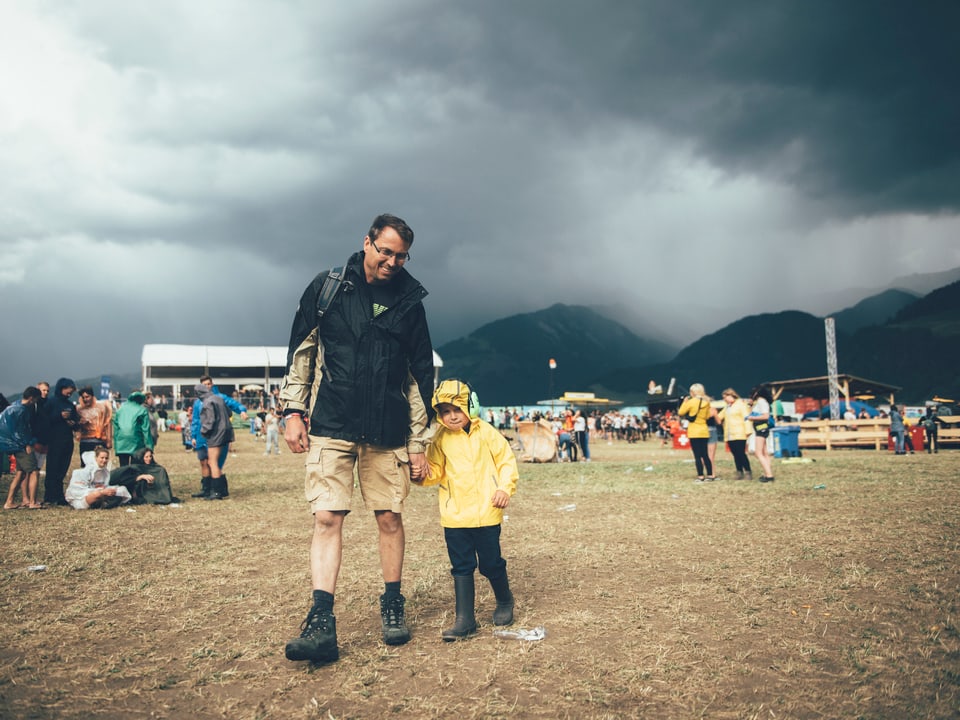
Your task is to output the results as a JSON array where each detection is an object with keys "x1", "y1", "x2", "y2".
[{"x1": 370, "y1": 239, "x2": 411, "y2": 263}]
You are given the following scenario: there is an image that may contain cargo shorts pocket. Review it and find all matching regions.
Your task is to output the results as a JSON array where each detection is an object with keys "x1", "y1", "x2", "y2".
[{"x1": 304, "y1": 444, "x2": 329, "y2": 505}]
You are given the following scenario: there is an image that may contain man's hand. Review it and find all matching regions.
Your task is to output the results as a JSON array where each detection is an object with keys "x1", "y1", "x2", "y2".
[
  {"x1": 492, "y1": 489, "x2": 510, "y2": 509},
  {"x1": 408, "y1": 452, "x2": 428, "y2": 481},
  {"x1": 284, "y1": 414, "x2": 310, "y2": 453}
]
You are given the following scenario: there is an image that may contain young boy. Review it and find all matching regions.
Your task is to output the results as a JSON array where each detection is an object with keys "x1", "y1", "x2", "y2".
[{"x1": 418, "y1": 379, "x2": 519, "y2": 641}]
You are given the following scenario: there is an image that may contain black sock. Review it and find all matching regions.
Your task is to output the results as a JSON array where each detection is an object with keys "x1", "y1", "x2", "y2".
[
  {"x1": 312, "y1": 589, "x2": 334, "y2": 613},
  {"x1": 383, "y1": 581, "x2": 401, "y2": 599}
]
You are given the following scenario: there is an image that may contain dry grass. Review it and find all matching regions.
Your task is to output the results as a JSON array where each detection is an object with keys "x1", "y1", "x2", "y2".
[{"x1": 1, "y1": 433, "x2": 958, "y2": 719}]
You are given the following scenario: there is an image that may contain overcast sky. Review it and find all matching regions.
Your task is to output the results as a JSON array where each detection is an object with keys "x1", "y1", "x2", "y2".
[{"x1": 2, "y1": 0, "x2": 959, "y2": 396}]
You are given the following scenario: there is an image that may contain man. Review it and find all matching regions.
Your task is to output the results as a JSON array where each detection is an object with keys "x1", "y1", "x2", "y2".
[
  {"x1": 31, "y1": 381, "x2": 50, "y2": 495},
  {"x1": 42, "y1": 378, "x2": 80, "y2": 506},
  {"x1": 76, "y1": 385, "x2": 113, "y2": 466},
  {"x1": 281, "y1": 213, "x2": 435, "y2": 664},
  {"x1": 189, "y1": 376, "x2": 246, "y2": 499},
  {"x1": 1, "y1": 387, "x2": 42, "y2": 509},
  {"x1": 920, "y1": 405, "x2": 943, "y2": 454},
  {"x1": 113, "y1": 391, "x2": 154, "y2": 466}
]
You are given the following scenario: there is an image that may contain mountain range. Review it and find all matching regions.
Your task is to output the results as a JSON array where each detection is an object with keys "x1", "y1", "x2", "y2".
[
  {"x1": 54, "y1": 268, "x2": 960, "y2": 408},
  {"x1": 436, "y1": 271, "x2": 960, "y2": 406}
]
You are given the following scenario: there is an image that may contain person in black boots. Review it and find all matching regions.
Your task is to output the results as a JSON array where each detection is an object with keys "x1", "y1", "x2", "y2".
[
  {"x1": 194, "y1": 383, "x2": 234, "y2": 501},
  {"x1": 419, "y1": 379, "x2": 520, "y2": 641},
  {"x1": 920, "y1": 406, "x2": 942, "y2": 454},
  {"x1": 280, "y1": 213, "x2": 436, "y2": 664}
]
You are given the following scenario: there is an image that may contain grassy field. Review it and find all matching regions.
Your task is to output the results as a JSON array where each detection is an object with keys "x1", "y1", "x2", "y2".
[{"x1": 1, "y1": 432, "x2": 958, "y2": 719}]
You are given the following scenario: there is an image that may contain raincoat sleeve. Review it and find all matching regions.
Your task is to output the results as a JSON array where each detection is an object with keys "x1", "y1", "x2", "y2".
[
  {"x1": 221, "y1": 393, "x2": 247, "y2": 415},
  {"x1": 422, "y1": 429, "x2": 445, "y2": 488},
  {"x1": 190, "y1": 399, "x2": 202, "y2": 442},
  {"x1": 402, "y1": 303, "x2": 436, "y2": 454},
  {"x1": 279, "y1": 274, "x2": 324, "y2": 415},
  {"x1": 140, "y1": 409, "x2": 154, "y2": 450}
]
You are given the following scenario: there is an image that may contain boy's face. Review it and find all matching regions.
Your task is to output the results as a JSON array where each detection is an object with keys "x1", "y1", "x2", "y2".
[
  {"x1": 436, "y1": 402, "x2": 470, "y2": 431},
  {"x1": 95, "y1": 452, "x2": 109, "y2": 468}
]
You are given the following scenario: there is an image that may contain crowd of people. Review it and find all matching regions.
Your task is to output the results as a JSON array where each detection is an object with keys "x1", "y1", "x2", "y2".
[
  {"x1": 1, "y1": 210, "x2": 951, "y2": 673},
  {"x1": 0, "y1": 373, "x2": 283, "y2": 509}
]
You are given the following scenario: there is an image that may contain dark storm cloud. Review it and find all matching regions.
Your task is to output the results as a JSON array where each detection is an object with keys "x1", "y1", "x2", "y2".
[
  {"x1": 2, "y1": 0, "x2": 959, "y2": 396},
  {"x1": 390, "y1": 0, "x2": 960, "y2": 215}
]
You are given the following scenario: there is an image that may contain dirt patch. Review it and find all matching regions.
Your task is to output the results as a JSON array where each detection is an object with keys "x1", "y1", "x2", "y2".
[{"x1": 1, "y1": 436, "x2": 958, "y2": 718}]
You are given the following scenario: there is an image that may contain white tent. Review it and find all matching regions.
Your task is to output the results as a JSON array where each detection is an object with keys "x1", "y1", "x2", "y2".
[{"x1": 141, "y1": 344, "x2": 443, "y2": 402}]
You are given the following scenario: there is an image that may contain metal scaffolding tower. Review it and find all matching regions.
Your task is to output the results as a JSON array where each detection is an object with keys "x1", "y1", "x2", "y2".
[{"x1": 824, "y1": 317, "x2": 840, "y2": 420}]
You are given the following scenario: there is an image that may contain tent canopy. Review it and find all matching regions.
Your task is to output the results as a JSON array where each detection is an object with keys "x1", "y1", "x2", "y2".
[
  {"x1": 141, "y1": 344, "x2": 443, "y2": 400},
  {"x1": 765, "y1": 374, "x2": 900, "y2": 404}
]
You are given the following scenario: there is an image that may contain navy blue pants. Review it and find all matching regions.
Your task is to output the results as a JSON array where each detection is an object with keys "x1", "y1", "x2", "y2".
[{"x1": 444, "y1": 525, "x2": 507, "y2": 580}]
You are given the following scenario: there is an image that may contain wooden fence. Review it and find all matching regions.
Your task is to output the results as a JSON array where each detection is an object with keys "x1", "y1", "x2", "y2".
[{"x1": 791, "y1": 416, "x2": 960, "y2": 450}]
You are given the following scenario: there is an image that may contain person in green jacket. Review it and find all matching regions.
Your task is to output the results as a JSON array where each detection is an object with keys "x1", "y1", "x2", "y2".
[{"x1": 112, "y1": 392, "x2": 154, "y2": 466}]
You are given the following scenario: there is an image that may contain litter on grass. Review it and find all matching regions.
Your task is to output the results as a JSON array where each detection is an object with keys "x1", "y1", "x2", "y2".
[
  {"x1": 494, "y1": 626, "x2": 546, "y2": 641},
  {"x1": 557, "y1": 504, "x2": 576, "y2": 512}
]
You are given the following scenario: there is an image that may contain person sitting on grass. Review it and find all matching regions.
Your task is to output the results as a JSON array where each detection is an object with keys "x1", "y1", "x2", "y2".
[
  {"x1": 417, "y1": 379, "x2": 519, "y2": 641},
  {"x1": 109, "y1": 447, "x2": 180, "y2": 505},
  {"x1": 65, "y1": 447, "x2": 132, "y2": 509}
]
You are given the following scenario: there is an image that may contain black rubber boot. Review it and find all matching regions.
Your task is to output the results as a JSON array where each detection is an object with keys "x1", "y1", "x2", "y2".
[
  {"x1": 221, "y1": 474, "x2": 229, "y2": 498},
  {"x1": 205, "y1": 476, "x2": 227, "y2": 500},
  {"x1": 191, "y1": 477, "x2": 210, "y2": 498},
  {"x1": 489, "y1": 573, "x2": 515, "y2": 626},
  {"x1": 442, "y1": 575, "x2": 478, "y2": 641}
]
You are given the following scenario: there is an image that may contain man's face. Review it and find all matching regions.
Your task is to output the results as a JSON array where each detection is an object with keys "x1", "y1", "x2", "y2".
[
  {"x1": 79, "y1": 391, "x2": 95, "y2": 407},
  {"x1": 363, "y1": 226, "x2": 410, "y2": 284},
  {"x1": 62, "y1": 386, "x2": 75, "y2": 398},
  {"x1": 38, "y1": 384, "x2": 49, "y2": 398}
]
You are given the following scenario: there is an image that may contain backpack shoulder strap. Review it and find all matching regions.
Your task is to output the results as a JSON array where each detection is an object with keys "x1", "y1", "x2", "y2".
[{"x1": 316, "y1": 265, "x2": 347, "y2": 319}]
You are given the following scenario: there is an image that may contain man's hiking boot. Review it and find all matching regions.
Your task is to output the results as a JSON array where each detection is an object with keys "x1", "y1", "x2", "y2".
[
  {"x1": 285, "y1": 606, "x2": 339, "y2": 664},
  {"x1": 380, "y1": 593, "x2": 411, "y2": 646}
]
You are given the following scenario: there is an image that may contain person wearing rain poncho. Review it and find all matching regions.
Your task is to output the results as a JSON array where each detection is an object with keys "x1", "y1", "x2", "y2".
[
  {"x1": 65, "y1": 447, "x2": 132, "y2": 509},
  {"x1": 108, "y1": 447, "x2": 179, "y2": 505},
  {"x1": 418, "y1": 379, "x2": 520, "y2": 641},
  {"x1": 194, "y1": 383, "x2": 235, "y2": 501}
]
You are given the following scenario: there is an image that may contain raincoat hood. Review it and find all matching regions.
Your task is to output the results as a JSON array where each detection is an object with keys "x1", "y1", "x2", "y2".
[
  {"x1": 127, "y1": 391, "x2": 146, "y2": 405},
  {"x1": 431, "y1": 379, "x2": 474, "y2": 417},
  {"x1": 54, "y1": 377, "x2": 77, "y2": 396},
  {"x1": 194, "y1": 384, "x2": 212, "y2": 400}
]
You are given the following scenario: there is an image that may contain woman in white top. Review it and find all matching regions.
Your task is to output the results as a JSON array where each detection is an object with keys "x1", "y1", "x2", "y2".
[{"x1": 747, "y1": 386, "x2": 775, "y2": 482}]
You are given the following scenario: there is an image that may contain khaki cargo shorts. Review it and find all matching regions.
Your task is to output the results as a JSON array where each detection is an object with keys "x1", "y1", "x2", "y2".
[{"x1": 304, "y1": 436, "x2": 411, "y2": 514}]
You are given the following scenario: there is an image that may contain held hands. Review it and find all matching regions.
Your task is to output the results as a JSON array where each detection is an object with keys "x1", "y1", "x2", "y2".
[
  {"x1": 492, "y1": 489, "x2": 510, "y2": 509},
  {"x1": 408, "y1": 452, "x2": 429, "y2": 482}
]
